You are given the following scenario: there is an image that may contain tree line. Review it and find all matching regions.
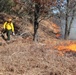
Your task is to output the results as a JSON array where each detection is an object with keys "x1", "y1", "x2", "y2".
[{"x1": 0, "y1": 0, "x2": 76, "y2": 41}]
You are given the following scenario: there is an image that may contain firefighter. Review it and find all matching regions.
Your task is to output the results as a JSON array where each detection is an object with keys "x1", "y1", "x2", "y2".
[{"x1": 3, "y1": 18, "x2": 15, "y2": 41}]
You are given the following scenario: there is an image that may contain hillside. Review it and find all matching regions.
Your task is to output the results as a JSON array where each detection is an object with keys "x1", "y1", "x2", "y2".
[{"x1": 0, "y1": 14, "x2": 76, "y2": 75}]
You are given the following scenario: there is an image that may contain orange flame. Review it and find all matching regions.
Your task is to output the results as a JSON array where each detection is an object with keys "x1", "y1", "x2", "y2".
[
  {"x1": 56, "y1": 33, "x2": 61, "y2": 38},
  {"x1": 52, "y1": 23, "x2": 59, "y2": 29},
  {"x1": 56, "y1": 44, "x2": 76, "y2": 52}
]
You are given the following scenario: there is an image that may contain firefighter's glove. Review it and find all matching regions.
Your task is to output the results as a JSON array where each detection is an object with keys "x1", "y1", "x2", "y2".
[{"x1": 13, "y1": 32, "x2": 15, "y2": 35}]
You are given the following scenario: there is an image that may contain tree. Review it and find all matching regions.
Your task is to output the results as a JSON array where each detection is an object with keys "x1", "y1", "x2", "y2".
[
  {"x1": 64, "y1": 0, "x2": 69, "y2": 39},
  {"x1": 67, "y1": 0, "x2": 76, "y2": 37},
  {"x1": 64, "y1": 0, "x2": 76, "y2": 39},
  {"x1": 55, "y1": 0, "x2": 76, "y2": 39},
  {"x1": 33, "y1": 2, "x2": 40, "y2": 41},
  {"x1": 31, "y1": 0, "x2": 57, "y2": 41},
  {"x1": 18, "y1": 0, "x2": 57, "y2": 41}
]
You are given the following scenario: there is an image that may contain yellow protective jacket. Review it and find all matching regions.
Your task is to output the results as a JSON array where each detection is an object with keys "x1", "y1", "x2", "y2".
[{"x1": 3, "y1": 22, "x2": 14, "y2": 32}]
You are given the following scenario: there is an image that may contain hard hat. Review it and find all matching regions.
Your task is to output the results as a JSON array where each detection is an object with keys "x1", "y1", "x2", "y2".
[{"x1": 8, "y1": 18, "x2": 12, "y2": 21}]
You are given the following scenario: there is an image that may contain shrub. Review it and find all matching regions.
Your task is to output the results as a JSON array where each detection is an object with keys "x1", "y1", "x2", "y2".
[{"x1": 0, "y1": 0, "x2": 14, "y2": 13}]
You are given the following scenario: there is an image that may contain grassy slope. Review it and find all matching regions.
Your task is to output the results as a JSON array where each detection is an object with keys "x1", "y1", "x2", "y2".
[{"x1": 0, "y1": 17, "x2": 76, "y2": 75}]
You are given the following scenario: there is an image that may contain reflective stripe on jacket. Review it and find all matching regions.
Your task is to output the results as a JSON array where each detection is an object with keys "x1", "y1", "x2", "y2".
[{"x1": 3, "y1": 22, "x2": 14, "y2": 32}]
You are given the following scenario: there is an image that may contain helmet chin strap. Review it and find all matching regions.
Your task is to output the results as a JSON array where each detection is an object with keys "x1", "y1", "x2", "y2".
[{"x1": 7, "y1": 21, "x2": 11, "y2": 23}]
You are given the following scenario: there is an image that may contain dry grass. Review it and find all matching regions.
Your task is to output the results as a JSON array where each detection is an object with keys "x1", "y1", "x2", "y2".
[
  {"x1": 0, "y1": 35, "x2": 76, "y2": 75},
  {"x1": 0, "y1": 17, "x2": 76, "y2": 75}
]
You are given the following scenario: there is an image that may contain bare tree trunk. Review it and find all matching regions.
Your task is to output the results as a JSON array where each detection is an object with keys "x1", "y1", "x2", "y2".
[
  {"x1": 64, "y1": 12, "x2": 68, "y2": 39},
  {"x1": 33, "y1": 3, "x2": 40, "y2": 41},
  {"x1": 64, "y1": 0, "x2": 69, "y2": 39},
  {"x1": 68, "y1": 10, "x2": 75, "y2": 36}
]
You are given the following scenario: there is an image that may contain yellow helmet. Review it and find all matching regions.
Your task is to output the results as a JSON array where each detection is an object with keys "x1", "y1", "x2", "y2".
[{"x1": 8, "y1": 18, "x2": 12, "y2": 22}]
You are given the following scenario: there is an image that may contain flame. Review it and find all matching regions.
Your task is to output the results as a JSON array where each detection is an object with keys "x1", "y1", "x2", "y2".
[
  {"x1": 56, "y1": 44, "x2": 76, "y2": 52},
  {"x1": 51, "y1": 22, "x2": 60, "y2": 34},
  {"x1": 56, "y1": 33, "x2": 61, "y2": 38},
  {"x1": 51, "y1": 23, "x2": 59, "y2": 29}
]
